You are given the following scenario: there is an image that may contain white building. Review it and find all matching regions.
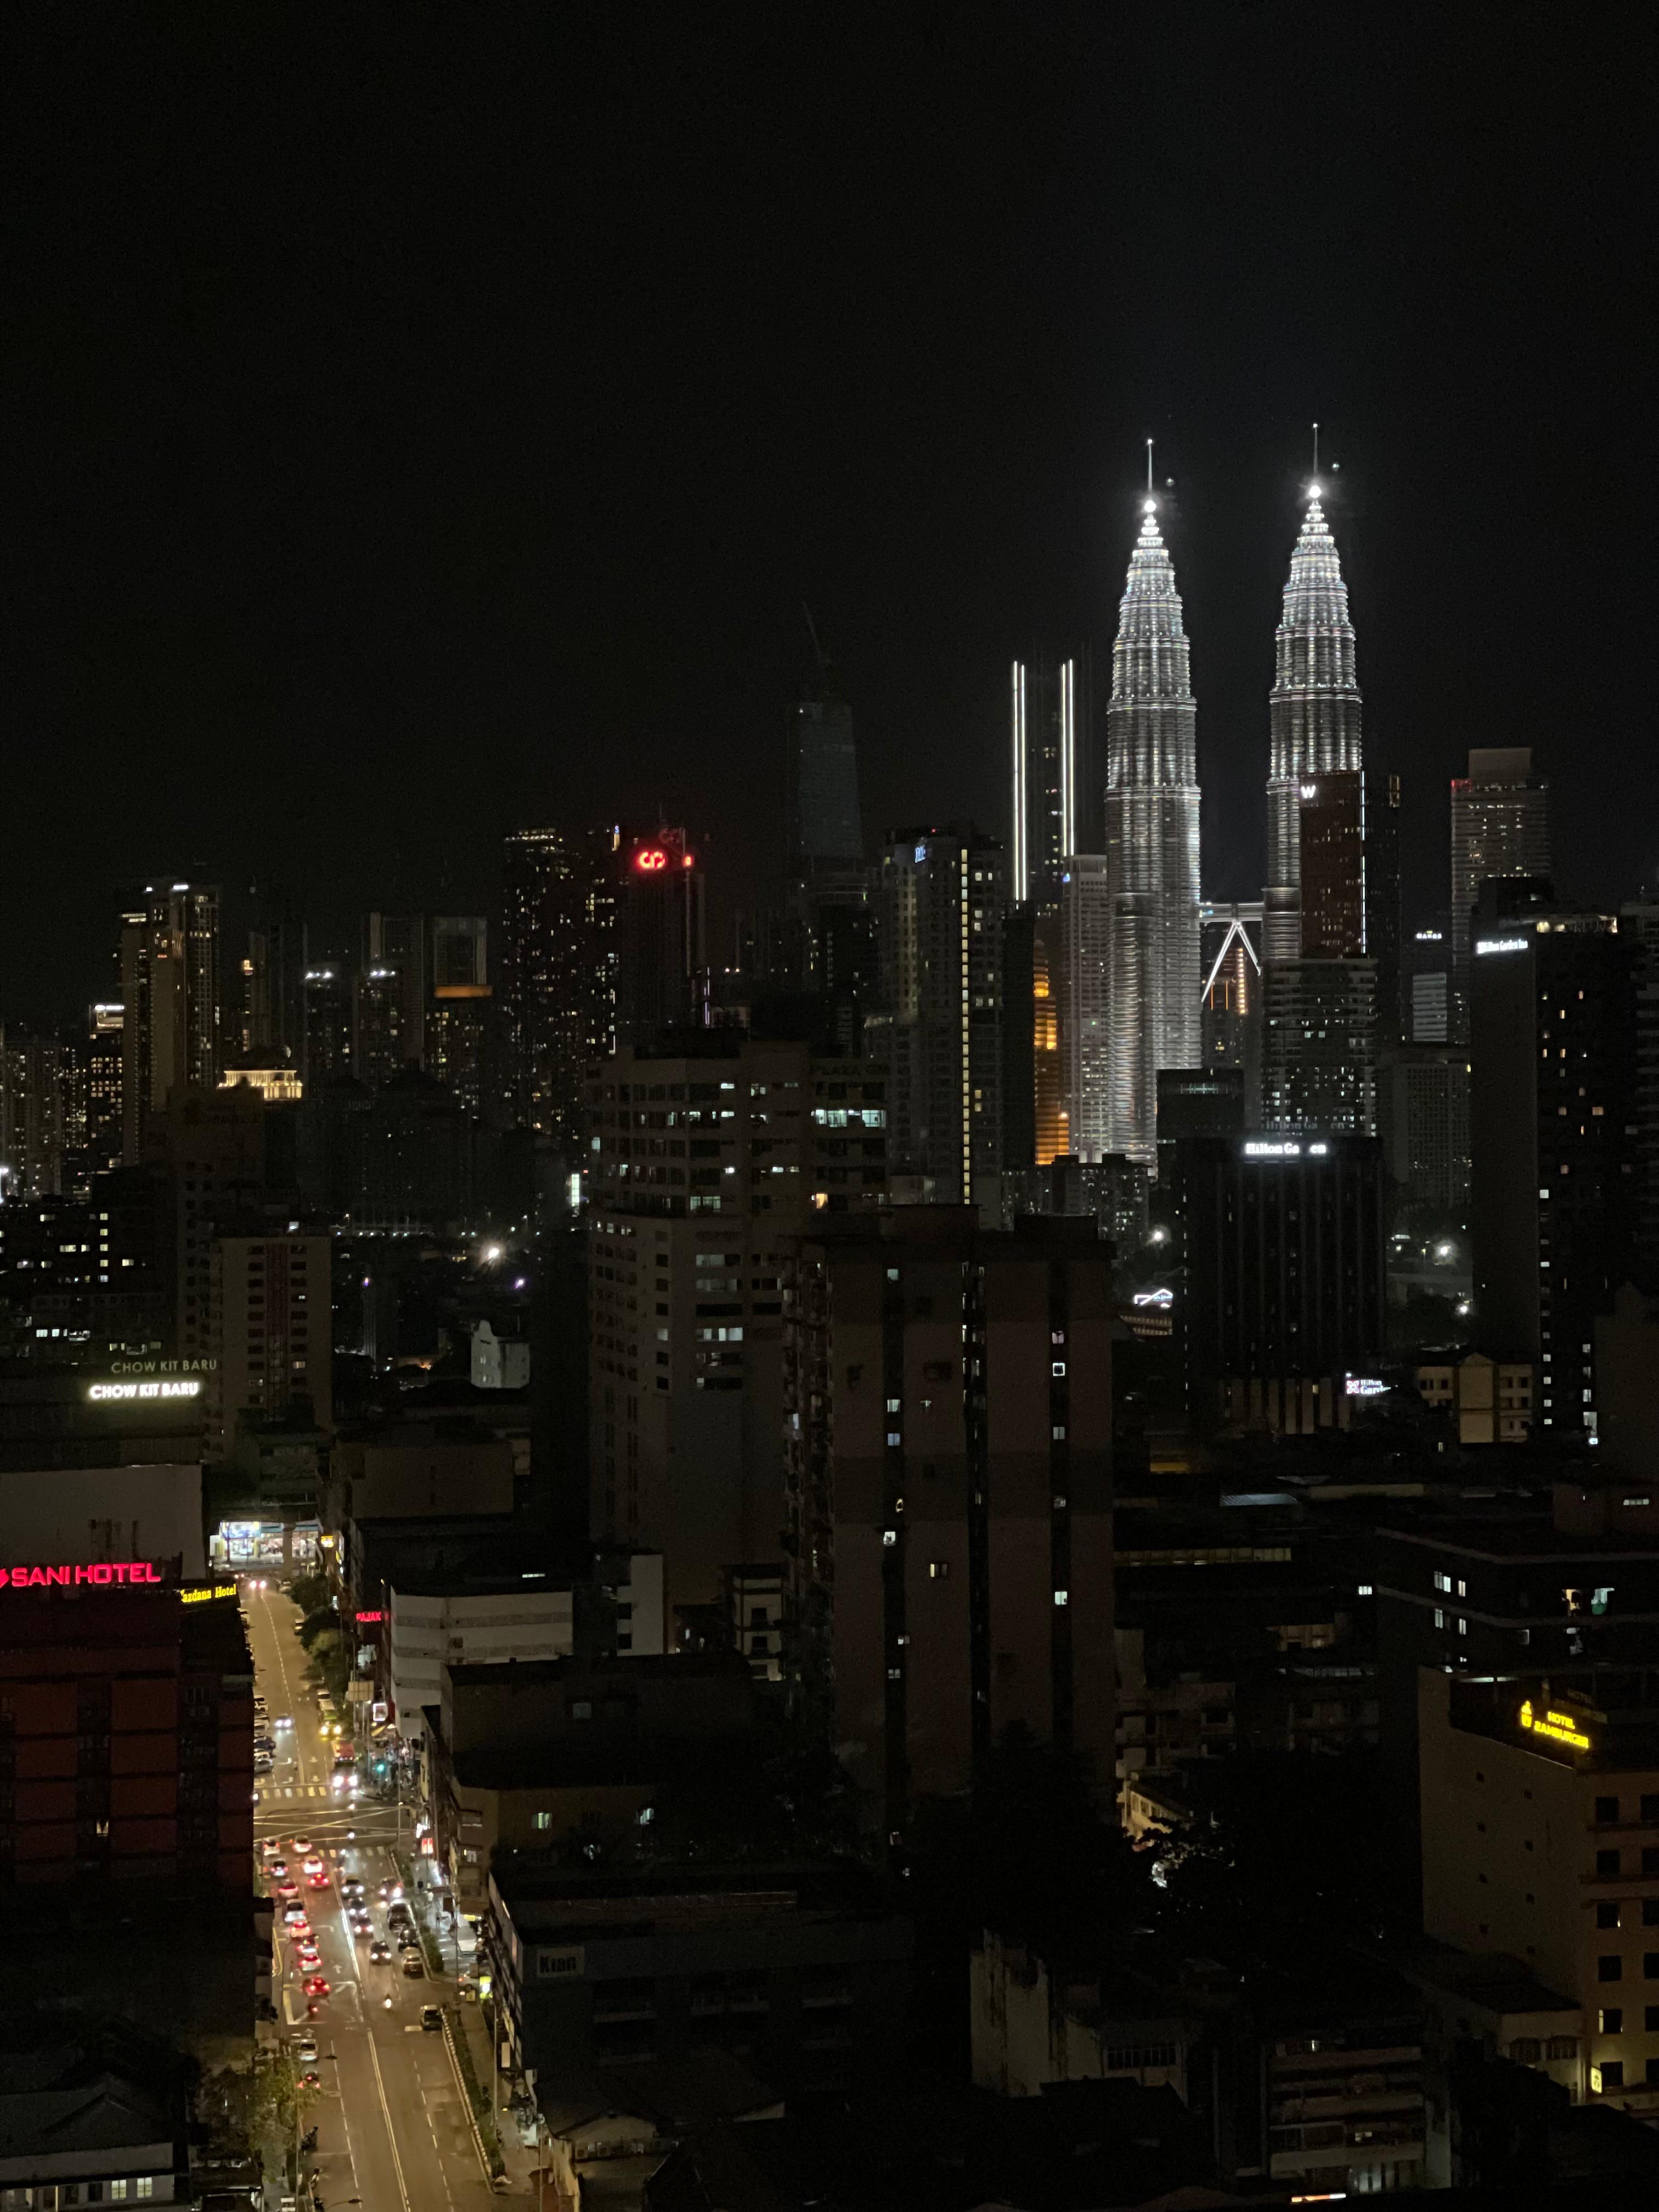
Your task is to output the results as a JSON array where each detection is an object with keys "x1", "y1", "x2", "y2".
[
  {"x1": 471, "y1": 1317, "x2": 531, "y2": 1390},
  {"x1": 387, "y1": 1554, "x2": 663, "y2": 1741}
]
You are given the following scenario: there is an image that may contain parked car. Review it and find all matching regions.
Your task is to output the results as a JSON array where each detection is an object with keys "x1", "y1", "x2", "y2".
[{"x1": 400, "y1": 1954, "x2": 425, "y2": 1978}]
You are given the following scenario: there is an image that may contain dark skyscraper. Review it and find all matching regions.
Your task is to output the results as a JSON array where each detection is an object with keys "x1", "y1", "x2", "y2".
[
  {"x1": 500, "y1": 824, "x2": 622, "y2": 1150},
  {"x1": 1449, "y1": 747, "x2": 1551, "y2": 1042},
  {"x1": 787, "y1": 695, "x2": 864, "y2": 902},
  {"x1": 119, "y1": 881, "x2": 221, "y2": 1162},
  {"x1": 1470, "y1": 891, "x2": 1635, "y2": 1444},
  {"x1": 302, "y1": 959, "x2": 353, "y2": 1087},
  {"x1": 867, "y1": 828, "x2": 1006, "y2": 1209},
  {"x1": 616, "y1": 828, "x2": 706, "y2": 1049}
]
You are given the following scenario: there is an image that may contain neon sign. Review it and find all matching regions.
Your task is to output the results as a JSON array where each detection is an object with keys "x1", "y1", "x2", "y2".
[
  {"x1": 87, "y1": 1378, "x2": 202, "y2": 1402},
  {"x1": 1518, "y1": 1699, "x2": 1593, "y2": 1752},
  {"x1": 1, "y1": 1561, "x2": 163, "y2": 1589},
  {"x1": 1476, "y1": 938, "x2": 1528, "y2": 956},
  {"x1": 635, "y1": 848, "x2": 668, "y2": 872},
  {"x1": 1345, "y1": 1377, "x2": 1389, "y2": 1397},
  {"x1": 180, "y1": 1581, "x2": 238, "y2": 1605},
  {"x1": 356, "y1": 1610, "x2": 384, "y2": 1624}
]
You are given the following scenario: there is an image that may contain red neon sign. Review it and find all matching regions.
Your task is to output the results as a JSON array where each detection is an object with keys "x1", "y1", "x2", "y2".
[
  {"x1": 635, "y1": 848, "x2": 668, "y2": 872},
  {"x1": 1, "y1": 1561, "x2": 163, "y2": 1590},
  {"x1": 356, "y1": 1610, "x2": 383, "y2": 1623}
]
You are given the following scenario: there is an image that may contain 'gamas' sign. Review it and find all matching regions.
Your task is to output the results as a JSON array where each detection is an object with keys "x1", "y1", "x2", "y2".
[{"x1": 1, "y1": 1562, "x2": 164, "y2": 1589}]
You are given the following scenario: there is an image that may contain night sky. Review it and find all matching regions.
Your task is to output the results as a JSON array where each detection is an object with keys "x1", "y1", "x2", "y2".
[{"x1": 7, "y1": 10, "x2": 1654, "y2": 1023}]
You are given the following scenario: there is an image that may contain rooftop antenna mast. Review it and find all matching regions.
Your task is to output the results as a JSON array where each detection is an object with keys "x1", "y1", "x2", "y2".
[
  {"x1": 1312, "y1": 421, "x2": 1320, "y2": 477},
  {"x1": 1146, "y1": 438, "x2": 1154, "y2": 494}
]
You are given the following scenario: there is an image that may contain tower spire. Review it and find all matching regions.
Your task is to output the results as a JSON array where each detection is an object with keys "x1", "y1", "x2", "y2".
[
  {"x1": 1103, "y1": 484, "x2": 1201, "y2": 1166},
  {"x1": 1265, "y1": 474, "x2": 1362, "y2": 896}
]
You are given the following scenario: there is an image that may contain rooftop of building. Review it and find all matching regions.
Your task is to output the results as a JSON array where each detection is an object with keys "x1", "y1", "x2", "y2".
[
  {"x1": 1381, "y1": 1513, "x2": 1659, "y2": 1561},
  {"x1": 493, "y1": 1855, "x2": 906, "y2": 1938},
  {"x1": 445, "y1": 1650, "x2": 749, "y2": 1692},
  {"x1": 1446, "y1": 1670, "x2": 1659, "y2": 1771},
  {"x1": 1391, "y1": 1937, "x2": 1578, "y2": 2021}
]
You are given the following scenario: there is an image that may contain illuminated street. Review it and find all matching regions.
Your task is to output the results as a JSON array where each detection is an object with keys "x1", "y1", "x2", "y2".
[{"x1": 246, "y1": 1584, "x2": 510, "y2": 2209}]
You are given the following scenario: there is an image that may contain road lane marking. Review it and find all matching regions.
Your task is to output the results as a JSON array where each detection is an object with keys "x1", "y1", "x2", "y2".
[{"x1": 366, "y1": 2027, "x2": 415, "y2": 2212}]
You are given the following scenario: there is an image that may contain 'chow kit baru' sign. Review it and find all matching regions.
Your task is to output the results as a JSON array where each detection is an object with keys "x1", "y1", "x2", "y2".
[{"x1": 1, "y1": 1561, "x2": 165, "y2": 1589}]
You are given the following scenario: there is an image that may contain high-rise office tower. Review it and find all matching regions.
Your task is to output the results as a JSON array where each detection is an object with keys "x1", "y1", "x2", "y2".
[
  {"x1": 0, "y1": 1030, "x2": 76, "y2": 1199},
  {"x1": 1104, "y1": 500, "x2": 1201, "y2": 1164},
  {"x1": 785, "y1": 1208, "x2": 1114, "y2": 1837},
  {"x1": 1406, "y1": 915, "x2": 1452, "y2": 1043},
  {"x1": 302, "y1": 960, "x2": 353, "y2": 1087},
  {"x1": 1262, "y1": 958, "x2": 1378, "y2": 1136},
  {"x1": 1265, "y1": 488, "x2": 1363, "y2": 918},
  {"x1": 786, "y1": 651, "x2": 870, "y2": 1031},
  {"x1": 240, "y1": 891, "x2": 304, "y2": 1065},
  {"x1": 588, "y1": 1037, "x2": 885, "y2": 1612},
  {"x1": 1176, "y1": 1133, "x2": 1386, "y2": 1433},
  {"x1": 119, "y1": 882, "x2": 221, "y2": 1162},
  {"x1": 1449, "y1": 747, "x2": 1551, "y2": 1042},
  {"x1": 500, "y1": 825, "x2": 622, "y2": 1151},
  {"x1": 1199, "y1": 903, "x2": 1264, "y2": 1126},
  {"x1": 207, "y1": 1225, "x2": 332, "y2": 1455},
  {"x1": 617, "y1": 829, "x2": 706, "y2": 1049},
  {"x1": 1062, "y1": 854, "x2": 1111, "y2": 1162},
  {"x1": 362, "y1": 913, "x2": 427, "y2": 1069},
  {"x1": 1469, "y1": 888, "x2": 1635, "y2": 1443},
  {"x1": 787, "y1": 692, "x2": 864, "y2": 910},
  {"x1": 1623, "y1": 890, "x2": 1659, "y2": 1290},
  {"x1": 1011, "y1": 654, "x2": 1098, "y2": 1167},
  {"x1": 353, "y1": 965, "x2": 409, "y2": 1091},
  {"x1": 1011, "y1": 654, "x2": 1089, "y2": 910},
  {"x1": 84, "y1": 1002, "x2": 125, "y2": 1181},
  {"x1": 867, "y1": 828, "x2": 1006, "y2": 1209},
  {"x1": 427, "y1": 916, "x2": 491, "y2": 1121}
]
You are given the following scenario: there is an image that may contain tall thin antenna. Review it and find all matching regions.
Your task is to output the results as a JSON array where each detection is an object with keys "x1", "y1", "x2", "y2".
[
  {"x1": 1312, "y1": 421, "x2": 1320, "y2": 476},
  {"x1": 1146, "y1": 438, "x2": 1154, "y2": 493}
]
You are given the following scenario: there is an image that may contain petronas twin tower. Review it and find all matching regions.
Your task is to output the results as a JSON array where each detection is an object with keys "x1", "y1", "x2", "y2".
[{"x1": 1099, "y1": 480, "x2": 1361, "y2": 1161}]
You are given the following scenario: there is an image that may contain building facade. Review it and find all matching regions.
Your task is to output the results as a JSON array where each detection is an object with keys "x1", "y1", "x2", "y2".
[
  {"x1": 1469, "y1": 899, "x2": 1635, "y2": 1443},
  {"x1": 1176, "y1": 1133, "x2": 1387, "y2": 1430},
  {"x1": 1262, "y1": 957, "x2": 1378, "y2": 1136},
  {"x1": 120, "y1": 882, "x2": 221, "y2": 1161},
  {"x1": 1449, "y1": 747, "x2": 1551, "y2": 1042},
  {"x1": 867, "y1": 828, "x2": 1005, "y2": 1209},
  {"x1": 501, "y1": 824, "x2": 622, "y2": 1151},
  {"x1": 207, "y1": 1227, "x2": 331, "y2": 1455},
  {"x1": 785, "y1": 1209, "x2": 1114, "y2": 1838},
  {"x1": 588, "y1": 1038, "x2": 886, "y2": 1612}
]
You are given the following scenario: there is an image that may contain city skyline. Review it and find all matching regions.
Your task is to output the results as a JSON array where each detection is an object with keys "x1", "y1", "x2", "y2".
[{"x1": 7, "y1": 18, "x2": 1654, "y2": 1025}]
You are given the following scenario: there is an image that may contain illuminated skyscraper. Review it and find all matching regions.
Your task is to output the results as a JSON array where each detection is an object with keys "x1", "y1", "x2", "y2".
[
  {"x1": 1266, "y1": 489, "x2": 1363, "y2": 913},
  {"x1": 500, "y1": 825, "x2": 622, "y2": 1149},
  {"x1": 1449, "y1": 747, "x2": 1551, "y2": 1042},
  {"x1": 1104, "y1": 500, "x2": 1201, "y2": 1165},
  {"x1": 119, "y1": 881, "x2": 221, "y2": 1161}
]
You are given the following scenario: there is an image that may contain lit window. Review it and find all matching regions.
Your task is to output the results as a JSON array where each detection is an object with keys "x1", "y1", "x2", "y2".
[
  {"x1": 533, "y1": 1812, "x2": 551, "y2": 1831},
  {"x1": 1054, "y1": 1589, "x2": 1069, "y2": 1607}
]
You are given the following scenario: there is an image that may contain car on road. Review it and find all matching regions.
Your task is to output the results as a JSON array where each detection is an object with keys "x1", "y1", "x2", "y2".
[
  {"x1": 400, "y1": 1954, "x2": 425, "y2": 1978},
  {"x1": 369, "y1": 1939, "x2": 391, "y2": 1962},
  {"x1": 290, "y1": 1835, "x2": 312, "y2": 1854},
  {"x1": 397, "y1": 1929, "x2": 420, "y2": 1953},
  {"x1": 281, "y1": 1903, "x2": 308, "y2": 1925},
  {"x1": 260, "y1": 1839, "x2": 281, "y2": 1859},
  {"x1": 303, "y1": 1974, "x2": 330, "y2": 1998},
  {"x1": 307, "y1": 1872, "x2": 330, "y2": 1891},
  {"x1": 387, "y1": 1902, "x2": 411, "y2": 1928},
  {"x1": 295, "y1": 2033, "x2": 318, "y2": 2062},
  {"x1": 420, "y1": 2006, "x2": 443, "y2": 2032},
  {"x1": 302, "y1": 1851, "x2": 324, "y2": 1871},
  {"x1": 268, "y1": 1857, "x2": 289, "y2": 1876},
  {"x1": 341, "y1": 1880, "x2": 365, "y2": 1901},
  {"x1": 298, "y1": 2069, "x2": 321, "y2": 2091}
]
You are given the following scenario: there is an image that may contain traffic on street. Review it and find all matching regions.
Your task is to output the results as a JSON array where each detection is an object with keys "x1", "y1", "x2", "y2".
[{"x1": 245, "y1": 1581, "x2": 506, "y2": 2210}]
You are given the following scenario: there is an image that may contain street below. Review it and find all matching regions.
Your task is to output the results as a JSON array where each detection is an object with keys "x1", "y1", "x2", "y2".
[{"x1": 246, "y1": 1583, "x2": 507, "y2": 2210}]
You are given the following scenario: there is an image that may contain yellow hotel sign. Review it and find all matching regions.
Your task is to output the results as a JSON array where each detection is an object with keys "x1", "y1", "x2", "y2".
[{"x1": 1519, "y1": 1699, "x2": 1593, "y2": 1752}]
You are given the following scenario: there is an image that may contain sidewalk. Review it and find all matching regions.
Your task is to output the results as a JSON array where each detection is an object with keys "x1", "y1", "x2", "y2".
[
  {"x1": 453, "y1": 1988, "x2": 541, "y2": 2197},
  {"x1": 403, "y1": 1867, "x2": 539, "y2": 2197}
]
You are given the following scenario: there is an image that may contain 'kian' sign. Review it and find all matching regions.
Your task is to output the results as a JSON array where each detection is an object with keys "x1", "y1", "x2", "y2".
[{"x1": 1, "y1": 1561, "x2": 164, "y2": 1589}]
